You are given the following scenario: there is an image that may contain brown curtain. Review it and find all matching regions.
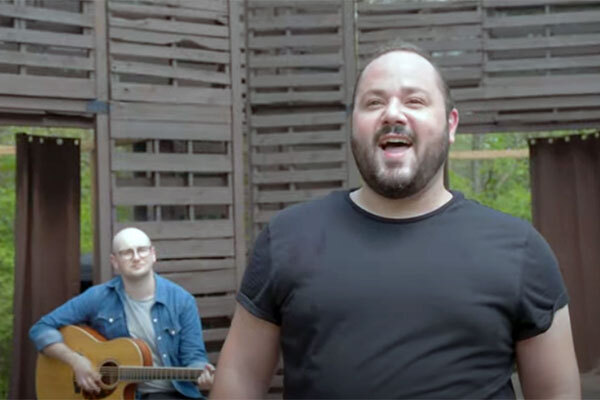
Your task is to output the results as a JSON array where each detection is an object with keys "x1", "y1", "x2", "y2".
[
  {"x1": 9, "y1": 134, "x2": 80, "y2": 399},
  {"x1": 530, "y1": 133, "x2": 600, "y2": 373}
]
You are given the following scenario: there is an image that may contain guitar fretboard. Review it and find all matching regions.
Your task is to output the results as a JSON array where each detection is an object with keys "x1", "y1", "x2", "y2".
[{"x1": 100, "y1": 366, "x2": 203, "y2": 381}]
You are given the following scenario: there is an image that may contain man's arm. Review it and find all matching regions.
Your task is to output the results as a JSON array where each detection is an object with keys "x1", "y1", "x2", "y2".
[
  {"x1": 42, "y1": 342, "x2": 102, "y2": 393},
  {"x1": 210, "y1": 304, "x2": 280, "y2": 399},
  {"x1": 516, "y1": 306, "x2": 580, "y2": 399}
]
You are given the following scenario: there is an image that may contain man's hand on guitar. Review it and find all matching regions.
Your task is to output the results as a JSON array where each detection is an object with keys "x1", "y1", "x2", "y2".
[
  {"x1": 72, "y1": 354, "x2": 102, "y2": 394},
  {"x1": 197, "y1": 363, "x2": 216, "y2": 390}
]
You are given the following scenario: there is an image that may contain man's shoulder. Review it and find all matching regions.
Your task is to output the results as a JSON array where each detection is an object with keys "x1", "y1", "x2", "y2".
[
  {"x1": 155, "y1": 274, "x2": 194, "y2": 299},
  {"x1": 454, "y1": 193, "x2": 531, "y2": 231}
]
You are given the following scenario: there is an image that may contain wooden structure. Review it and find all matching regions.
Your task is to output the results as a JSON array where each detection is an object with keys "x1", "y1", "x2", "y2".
[
  {"x1": 245, "y1": 0, "x2": 358, "y2": 237},
  {"x1": 2, "y1": 0, "x2": 600, "y2": 392}
]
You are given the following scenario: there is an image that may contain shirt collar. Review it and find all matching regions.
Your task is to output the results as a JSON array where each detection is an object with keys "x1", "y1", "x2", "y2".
[{"x1": 107, "y1": 273, "x2": 167, "y2": 305}]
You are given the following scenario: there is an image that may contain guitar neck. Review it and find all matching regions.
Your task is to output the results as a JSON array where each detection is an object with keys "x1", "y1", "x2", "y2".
[{"x1": 103, "y1": 366, "x2": 204, "y2": 382}]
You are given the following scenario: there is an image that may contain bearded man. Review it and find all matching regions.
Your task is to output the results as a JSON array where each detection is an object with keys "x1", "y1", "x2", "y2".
[{"x1": 210, "y1": 41, "x2": 580, "y2": 399}]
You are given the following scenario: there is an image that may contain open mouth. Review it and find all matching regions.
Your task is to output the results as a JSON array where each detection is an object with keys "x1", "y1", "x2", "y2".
[{"x1": 378, "y1": 135, "x2": 413, "y2": 152}]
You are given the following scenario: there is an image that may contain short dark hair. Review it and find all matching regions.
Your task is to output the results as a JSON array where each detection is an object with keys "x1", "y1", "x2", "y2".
[{"x1": 351, "y1": 40, "x2": 455, "y2": 116}]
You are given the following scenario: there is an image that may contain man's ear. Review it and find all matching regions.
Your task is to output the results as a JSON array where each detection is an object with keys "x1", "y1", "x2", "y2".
[
  {"x1": 151, "y1": 246, "x2": 157, "y2": 263},
  {"x1": 110, "y1": 253, "x2": 120, "y2": 274},
  {"x1": 448, "y1": 108, "x2": 459, "y2": 144}
]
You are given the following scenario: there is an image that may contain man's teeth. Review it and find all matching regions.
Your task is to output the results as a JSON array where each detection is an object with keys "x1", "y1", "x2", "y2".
[{"x1": 381, "y1": 138, "x2": 411, "y2": 149}]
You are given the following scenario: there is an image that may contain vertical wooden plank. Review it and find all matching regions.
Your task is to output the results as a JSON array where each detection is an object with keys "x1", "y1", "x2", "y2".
[
  {"x1": 342, "y1": 0, "x2": 361, "y2": 188},
  {"x1": 93, "y1": 0, "x2": 112, "y2": 283},
  {"x1": 228, "y1": 0, "x2": 247, "y2": 287}
]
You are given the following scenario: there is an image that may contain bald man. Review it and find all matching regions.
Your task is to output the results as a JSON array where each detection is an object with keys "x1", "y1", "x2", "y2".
[{"x1": 30, "y1": 227, "x2": 214, "y2": 399}]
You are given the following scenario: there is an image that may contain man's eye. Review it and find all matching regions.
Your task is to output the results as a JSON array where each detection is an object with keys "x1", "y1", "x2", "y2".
[
  {"x1": 407, "y1": 98, "x2": 425, "y2": 105},
  {"x1": 366, "y1": 99, "x2": 383, "y2": 107}
]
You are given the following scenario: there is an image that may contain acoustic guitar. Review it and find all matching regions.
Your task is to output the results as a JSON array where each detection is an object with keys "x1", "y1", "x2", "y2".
[{"x1": 36, "y1": 325, "x2": 207, "y2": 400}]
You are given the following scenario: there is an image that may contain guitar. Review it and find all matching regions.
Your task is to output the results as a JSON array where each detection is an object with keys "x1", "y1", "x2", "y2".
[{"x1": 36, "y1": 325, "x2": 207, "y2": 400}]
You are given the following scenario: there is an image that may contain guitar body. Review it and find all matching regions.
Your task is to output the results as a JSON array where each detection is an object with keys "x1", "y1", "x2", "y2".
[{"x1": 36, "y1": 325, "x2": 152, "y2": 400}]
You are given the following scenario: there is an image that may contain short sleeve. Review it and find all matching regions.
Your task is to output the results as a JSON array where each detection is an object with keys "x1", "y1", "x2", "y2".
[
  {"x1": 236, "y1": 225, "x2": 281, "y2": 325},
  {"x1": 514, "y1": 227, "x2": 569, "y2": 341}
]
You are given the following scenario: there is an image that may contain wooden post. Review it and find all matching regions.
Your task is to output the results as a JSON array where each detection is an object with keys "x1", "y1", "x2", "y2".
[
  {"x1": 93, "y1": 0, "x2": 112, "y2": 283},
  {"x1": 229, "y1": 0, "x2": 248, "y2": 287},
  {"x1": 342, "y1": 0, "x2": 361, "y2": 189}
]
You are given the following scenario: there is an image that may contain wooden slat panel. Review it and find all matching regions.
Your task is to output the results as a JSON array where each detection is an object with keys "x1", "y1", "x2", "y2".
[
  {"x1": 248, "y1": 0, "x2": 340, "y2": 7},
  {"x1": 253, "y1": 130, "x2": 346, "y2": 146},
  {"x1": 484, "y1": 11, "x2": 600, "y2": 29},
  {"x1": 113, "y1": 187, "x2": 232, "y2": 206},
  {"x1": 460, "y1": 95, "x2": 600, "y2": 113},
  {"x1": 156, "y1": 259, "x2": 235, "y2": 273},
  {"x1": 108, "y1": 2, "x2": 228, "y2": 21},
  {"x1": 112, "y1": 83, "x2": 231, "y2": 106},
  {"x1": 251, "y1": 72, "x2": 343, "y2": 88},
  {"x1": 0, "y1": 74, "x2": 94, "y2": 98},
  {"x1": 111, "y1": 102, "x2": 231, "y2": 123},
  {"x1": 0, "y1": 27, "x2": 93, "y2": 48},
  {"x1": 249, "y1": 33, "x2": 342, "y2": 49},
  {"x1": 251, "y1": 90, "x2": 344, "y2": 105},
  {"x1": 359, "y1": 25, "x2": 481, "y2": 43},
  {"x1": 485, "y1": 54, "x2": 600, "y2": 72},
  {"x1": 253, "y1": 168, "x2": 346, "y2": 184},
  {"x1": 256, "y1": 189, "x2": 333, "y2": 204},
  {"x1": 112, "y1": 152, "x2": 232, "y2": 173},
  {"x1": 154, "y1": 238, "x2": 234, "y2": 258},
  {"x1": 0, "y1": 96, "x2": 89, "y2": 112},
  {"x1": 114, "y1": 0, "x2": 228, "y2": 12},
  {"x1": 485, "y1": 34, "x2": 600, "y2": 51},
  {"x1": 358, "y1": 0, "x2": 478, "y2": 13},
  {"x1": 251, "y1": 111, "x2": 346, "y2": 128},
  {"x1": 0, "y1": 50, "x2": 94, "y2": 71},
  {"x1": 249, "y1": 53, "x2": 343, "y2": 68},
  {"x1": 165, "y1": 269, "x2": 237, "y2": 295},
  {"x1": 109, "y1": 27, "x2": 229, "y2": 51},
  {"x1": 454, "y1": 76, "x2": 600, "y2": 100},
  {"x1": 111, "y1": 60, "x2": 230, "y2": 85},
  {"x1": 202, "y1": 327, "x2": 230, "y2": 342},
  {"x1": 254, "y1": 210, "x2": 278, "y2": 224},
  {"x1": 114, "y1": 220, "x2": 233, "y2": 239},
  {"x1": 109, "y1": 16, "x2": 229, "y2": 38},
  {"x1": 197, "y1": 295, "x2": 236, "y2": 319},
  {"x1": 248, "y1": 12, "x2": 342, "y2": 30},
  {"x1": 252, "y1": 150, "x2": 346, "y2": 166},
  {"x1": 358, "y1": 11, "x2": 481, "y2": 29},
  {"x1": 0, "y1": 4, "x2": 94, "y2": 27},
  {"x1": 111, "y1": 120, "x2": 231, "y2": 141},
  {"x1": 482, "y1": 0, "x2": 600, "y2": 7},
  {"x1": 110, "y1": 42, "x2": 229, "y2": 64}
]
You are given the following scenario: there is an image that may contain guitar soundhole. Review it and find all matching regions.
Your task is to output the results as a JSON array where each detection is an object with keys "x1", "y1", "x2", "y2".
[{"x1": 100, "y1": 360, "x2": 119, "y2": 387}]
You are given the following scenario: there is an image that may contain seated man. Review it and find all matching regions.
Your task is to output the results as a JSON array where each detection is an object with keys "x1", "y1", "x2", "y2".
[{"x1": 30, "y1": 227, "x2": 214, "y2": 399}]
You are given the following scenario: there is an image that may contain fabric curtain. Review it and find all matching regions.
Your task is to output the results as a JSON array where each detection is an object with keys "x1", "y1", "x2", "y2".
[
  {"x1": 530, "y1": 133, "x2": 600, "y2": 372},
  {"x1": 9, "y1": 134, "x2": 80, "y2": 399}
]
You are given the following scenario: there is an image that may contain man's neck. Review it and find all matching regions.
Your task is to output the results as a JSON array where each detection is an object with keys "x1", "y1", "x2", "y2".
[
  {"x1": 350, "y1": 178, "x2": 452, "y2": 219},
  {"x1": 122, "y1": 273, "x2": 156, "y2": 301}
]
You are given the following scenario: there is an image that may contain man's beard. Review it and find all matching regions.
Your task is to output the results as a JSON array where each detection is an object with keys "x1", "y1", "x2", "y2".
[{"x1": 351, "y1": 124, "x2": 449, "y2": 199}]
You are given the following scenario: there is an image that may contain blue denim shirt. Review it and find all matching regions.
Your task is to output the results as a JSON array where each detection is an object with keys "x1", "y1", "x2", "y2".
[{"x1": 29, "y1": 274, "x2": 208, "y2": 399}]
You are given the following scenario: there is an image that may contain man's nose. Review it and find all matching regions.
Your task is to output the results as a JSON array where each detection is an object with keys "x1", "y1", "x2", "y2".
[
  {"x1": 383, "y1": 98, "x2": 408, "y2": 125},
  {"x1": 132, "y1": 249, "x2": 141, "y2": 260}
]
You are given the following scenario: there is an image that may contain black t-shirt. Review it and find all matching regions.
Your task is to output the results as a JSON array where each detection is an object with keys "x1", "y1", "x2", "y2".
[{"x1": 238, "y1": 190, "x2": 568, "y2": 399}]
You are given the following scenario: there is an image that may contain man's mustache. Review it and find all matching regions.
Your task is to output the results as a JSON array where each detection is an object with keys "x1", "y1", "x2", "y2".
[{"x1": 373, "y1": 125, "x2": 415, "y2": 144}]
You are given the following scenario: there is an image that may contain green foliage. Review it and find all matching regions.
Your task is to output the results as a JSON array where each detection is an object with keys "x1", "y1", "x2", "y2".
[
  {"x1": 0, "y1": 127, "x2": 94, "y2": 398},
  {"x1": 449, "y1": 132, "x2": 532, "y2": 221}
]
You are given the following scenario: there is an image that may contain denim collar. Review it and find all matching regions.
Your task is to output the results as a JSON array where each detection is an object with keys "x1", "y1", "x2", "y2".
[{"x1": 106, "y1": 273, "x2": 167, "y2": 305}]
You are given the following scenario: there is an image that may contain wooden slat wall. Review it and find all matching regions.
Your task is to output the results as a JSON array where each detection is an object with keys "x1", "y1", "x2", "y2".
[
  {"x1": 107, "y1": 0, "x2": 245, "y2": 368},
  {"x1": 357, "y1": 0, "x2": 600, "y2": 133},
  {"x1": 476, "y1": 0, "x2": 600, "y2": 133},
  {"x1": 0, "y1": 0, "x2": 97, "y2": 116},
  {"x1": 247, "y1": 0, "x2": 356, "y2": 242}
]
